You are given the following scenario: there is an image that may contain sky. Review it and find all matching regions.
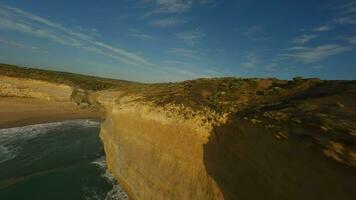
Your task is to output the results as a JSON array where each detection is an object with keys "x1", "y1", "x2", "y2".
[{"x1": 0, "y1": 0, "x2": 355, "y2": 82}]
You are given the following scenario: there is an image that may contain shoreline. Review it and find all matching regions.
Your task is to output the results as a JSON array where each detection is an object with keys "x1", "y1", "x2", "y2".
[
  {"x1": 0, "y1": 116, "x2": 104, "y2": 129},
  {"x1": 0, "y1": 97, "x2": 105, "y2": 129}
]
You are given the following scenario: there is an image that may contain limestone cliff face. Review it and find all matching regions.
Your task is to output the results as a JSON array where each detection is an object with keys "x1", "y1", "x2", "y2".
[
  {"x1": 99, "y1": 95, "x2": 225, "y2": 200},
  {"x1": 0, "y1": 76, "x2": 72, "y2": 101}
]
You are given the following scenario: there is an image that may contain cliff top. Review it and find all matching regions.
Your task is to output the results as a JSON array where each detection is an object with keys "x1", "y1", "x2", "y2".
[
  {"x1": 0, "y1": 63, "x2": 136, "y2": 91},
  {"x1": 1, "y1": 63, "x2": 355, "y2": 114}
]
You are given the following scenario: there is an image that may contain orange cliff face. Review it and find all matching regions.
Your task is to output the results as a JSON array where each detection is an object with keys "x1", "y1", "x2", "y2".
[{"x1": 98, "y1": 94, "x2": 226, "y2": 200}]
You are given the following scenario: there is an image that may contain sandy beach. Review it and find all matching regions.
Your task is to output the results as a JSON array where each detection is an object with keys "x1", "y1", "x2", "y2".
[{"x1": 0, "y1": 97, "x2": 105, "y2": 129}]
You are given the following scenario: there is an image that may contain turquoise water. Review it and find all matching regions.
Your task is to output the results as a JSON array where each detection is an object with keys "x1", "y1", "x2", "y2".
[{"x1": 0, "y1": 119, "x2": 128, "y2": 200}]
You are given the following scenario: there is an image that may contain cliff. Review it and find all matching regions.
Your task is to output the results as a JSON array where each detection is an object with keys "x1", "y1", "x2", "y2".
[
  {"x1": 97, "y1": 78, "x2": 356, "y2": 200},
  {"x1": 1, "y1": 65, "x2": 356, "y2": 199},
  {"x1": 98, "y1": 94, "x2": 226, "y2": 200}
]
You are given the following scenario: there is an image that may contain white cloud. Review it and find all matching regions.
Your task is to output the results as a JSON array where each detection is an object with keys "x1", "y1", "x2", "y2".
[
  {"x1": 175, "y1": 29, "x2": 204, "y2": 45},
  {"x1": 282, "y1": 44, "x2": 352, "y2": 63},
  {"x1": 0, "y1": 3, "x2": 153, "y2": 68},
  {"x1": 292, "y1": 34, "x2": 317, "y2": 44}
]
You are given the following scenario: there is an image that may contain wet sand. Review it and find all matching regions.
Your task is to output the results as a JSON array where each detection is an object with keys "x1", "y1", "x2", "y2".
[{"x1": 0, "y1": 97, "x2": 105, "y2": 129}]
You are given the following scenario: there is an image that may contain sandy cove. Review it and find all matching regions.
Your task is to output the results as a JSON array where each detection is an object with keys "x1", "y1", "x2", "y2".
[{"x1": 0, "y1": 97, "x2": 104, "y2": 129}]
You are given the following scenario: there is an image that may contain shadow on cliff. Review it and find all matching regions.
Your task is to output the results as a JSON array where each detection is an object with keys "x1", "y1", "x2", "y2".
[{"x1": 203, "y1": 116, "x2": 356, "y2": 200}]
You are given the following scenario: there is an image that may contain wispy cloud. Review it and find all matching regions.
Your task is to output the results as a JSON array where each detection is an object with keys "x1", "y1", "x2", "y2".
[
  {"x1": 238, "y1": 24, "x2": 269, "y2": 41},
  {"x1": 168, "y1": 48, "x2": 199, "y2": 59},
  {"x1": 312, "y1": 25, "x2": 332, "y2": 32},
  {"x1": 331, "y1": 2, "x2": 356, "y2": 25},
  {"x1": 347, "y1": 36, "x2": 356, "y2": 44},
  {"x1": 129, "y1": 33, "x2": 154, "y2": 40},
  {"x1": 242, "y1": 24, "x2": 263, "y2": 36},
  {"x1": 336, "y1": 1, "x2": 356, "y2": 15},
  {"x1": 311, "y1": 65, "x2": 324, "y2": 69},
  {"x1": 143, "y1": 0, "x2": 192, "y2": 15},
  {"x1": 333, "y1": 17, "x2": 356, "y2": 25},
  {"x1": 264, "y1": 63, "x2": 278, "y2": 72},
  {"x1": 0, "y1": 38, "x2": 44, "y2": 51},
  {"x1": 142, "y1": 0, "x2": 213, "y2": 16},
  {"x1": 0, "y1": 3, "x2": 153, "y2": 67},
  {"x1": 285, "y1": 46, "x2": 310, "y2": 51},
  {"x1": 150, "y1": 17, "x2": 186, "y2": 27},
  {"x1": 175, "y1": 29, "x2": 204, "y2": 45},
  {"x1": 240, "y1": 53, "x2": 261, "y2": 69},
  {"x1": 128, "y1": 29, "x2": 155, "y2": 40},
  {"x1": 292, "y1": 34, "x2": 317, "y2": 44},
  {"x1": 142, "y1": 0, "x2": 214, "y2": 29},
  {"x1": 282, "y1": 44, "x2": 352, "y2": 63}
]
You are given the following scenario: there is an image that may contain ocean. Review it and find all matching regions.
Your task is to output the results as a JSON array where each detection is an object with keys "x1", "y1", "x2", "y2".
[{"x1": 0, "y1": 119, "x2": 129, "y2": 200}]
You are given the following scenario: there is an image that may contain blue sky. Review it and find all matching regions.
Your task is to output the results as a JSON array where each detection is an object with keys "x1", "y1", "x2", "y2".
[{"x1": 0, "y1": 0, "x2": 355, "y2": 82}]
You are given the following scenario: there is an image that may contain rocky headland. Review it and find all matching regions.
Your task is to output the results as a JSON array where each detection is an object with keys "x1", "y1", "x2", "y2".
[{"x1": 1, "y1": 64, "x2": 356, "y2": 200}]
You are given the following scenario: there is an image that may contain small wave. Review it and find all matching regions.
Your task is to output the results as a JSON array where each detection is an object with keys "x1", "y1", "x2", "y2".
[
  {"x1": 92, "y1": 156, "x2": 107, "y2": 169},
  {"x1": 0, "y1": 119, "x2": 100, "y2": 139},
  {"x1": 0, "y1": 144, "x2": 18, "y2": 163}
]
